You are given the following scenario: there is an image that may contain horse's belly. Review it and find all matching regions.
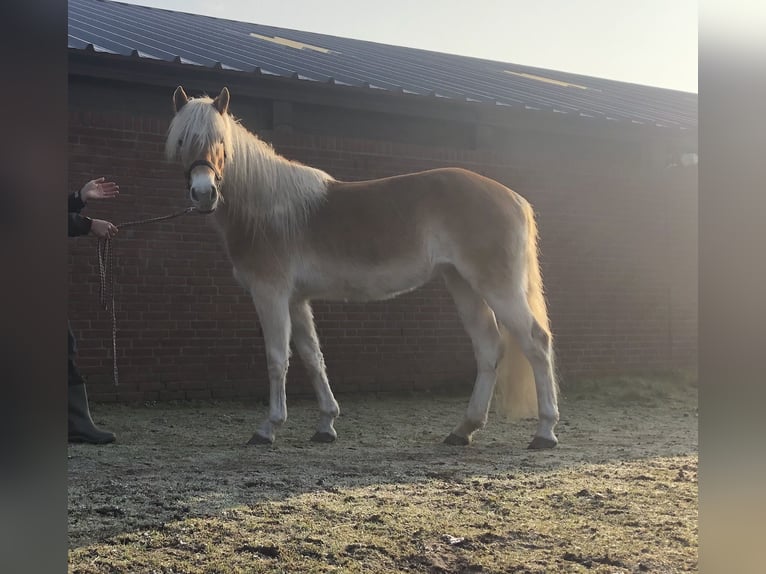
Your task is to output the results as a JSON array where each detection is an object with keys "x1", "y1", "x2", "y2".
[{"x1": 297, "y1": 259, "x2": 438, "y2": 302}]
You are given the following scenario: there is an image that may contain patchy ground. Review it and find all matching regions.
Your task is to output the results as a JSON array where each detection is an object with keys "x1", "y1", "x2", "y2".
[{"x1": 69, "y1": 377, "x2": 698, "y2": 573}]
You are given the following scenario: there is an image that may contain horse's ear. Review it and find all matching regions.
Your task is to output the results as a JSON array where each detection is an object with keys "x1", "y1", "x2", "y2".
[
  {"x1": 213, "y1": 87, "x2": 230, "y2": 115},
  {"x1": 173, "y1": 86, "x2": 189, "y2": 113}
]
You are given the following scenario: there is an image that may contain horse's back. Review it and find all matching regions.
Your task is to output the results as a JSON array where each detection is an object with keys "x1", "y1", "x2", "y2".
[
  {"x1": 327, "y1": 167, "x2": 522, "y2": 206},
  {"x1": 308, "y1": 167, "x2": 528, "y2": 258}
]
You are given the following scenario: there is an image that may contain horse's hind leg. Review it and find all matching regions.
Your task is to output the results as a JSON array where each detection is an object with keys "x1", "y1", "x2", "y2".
[
  {"x1": 443, "y1": 268, "x2": 503, "y2": 445},
  {"x1": 485, "y1": 290, "x2": 559, "y2": 449},
  {"x1": 290, "y1": 300, "x2": 340, "y2": 443}
]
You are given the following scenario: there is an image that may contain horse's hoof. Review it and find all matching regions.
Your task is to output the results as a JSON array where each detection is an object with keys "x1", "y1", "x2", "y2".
[
  {"x1": 310, "y1": 431, "x2": 337, "y2": 443},
  {"x1": 444, "y1": 433, "x2": 471, "y2": 446},
  {"x1": 527, "y1": 436, "x2": 557, "y2": 450},
  {"x1": 247, "y1": 432, "x2": 273, "y2": 445}
]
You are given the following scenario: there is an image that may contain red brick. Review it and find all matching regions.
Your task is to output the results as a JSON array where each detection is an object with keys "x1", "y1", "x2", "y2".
[{"x1": 69, "y1": 110, "x2": 697, "y2": 402}]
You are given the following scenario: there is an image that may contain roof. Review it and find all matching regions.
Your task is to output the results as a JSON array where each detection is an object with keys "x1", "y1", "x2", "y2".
[{"x1": 68, "y1": 0, "x2": 697, "y2": 131}]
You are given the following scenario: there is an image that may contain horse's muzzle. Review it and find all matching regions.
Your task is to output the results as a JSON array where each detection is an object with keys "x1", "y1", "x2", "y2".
[
  {"x1": 190, "y1": 183, "x2": 218, "y2": 202},
  {"x1": 189, "y1": 186, "x2": 219, "y2": 214}
]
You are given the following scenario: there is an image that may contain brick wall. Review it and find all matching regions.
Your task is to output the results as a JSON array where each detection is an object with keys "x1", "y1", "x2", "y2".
[{"x1": 67, "y1": 107, "x2": 697, "y2": 403}]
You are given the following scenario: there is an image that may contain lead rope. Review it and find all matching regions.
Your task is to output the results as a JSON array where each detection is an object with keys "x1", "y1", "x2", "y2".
[{"x1": 97, "y1": 206, "x2": 197, "y2": 385}]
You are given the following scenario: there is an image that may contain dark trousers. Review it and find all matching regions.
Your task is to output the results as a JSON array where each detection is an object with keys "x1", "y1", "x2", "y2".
[{"x1": 68, "y1": 322, "x2": 84, "y2": 387}]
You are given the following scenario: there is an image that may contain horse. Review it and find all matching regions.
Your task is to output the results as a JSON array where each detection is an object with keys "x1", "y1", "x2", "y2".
[{"x1": 165, "y1": 86, "x2": 559, "y2": 450}]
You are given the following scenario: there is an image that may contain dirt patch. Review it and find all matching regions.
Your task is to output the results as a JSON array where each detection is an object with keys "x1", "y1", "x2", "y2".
[{"x1": 69, "y1": 377, "x2": 698, "y2": 573}]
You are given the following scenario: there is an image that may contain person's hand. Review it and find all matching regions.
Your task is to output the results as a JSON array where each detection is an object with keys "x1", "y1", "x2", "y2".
[
  {"x1": 80, "y1": 177, "x2": 119, "y2": 201},
  {"x1": 90, "y1": 219, "x2": 118, "y2": 239}
]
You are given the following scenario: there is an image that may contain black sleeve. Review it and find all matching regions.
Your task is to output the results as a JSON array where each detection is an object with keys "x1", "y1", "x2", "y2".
[
  {"x1": 68, "y1": 192, "x2": 91, "y2": 236},
  {"x1": 68, "y1": 213, "x2": 92, "y2": 237},
  {"x1": 68, "y1": 191, "x2": 86, "y2": 213}
]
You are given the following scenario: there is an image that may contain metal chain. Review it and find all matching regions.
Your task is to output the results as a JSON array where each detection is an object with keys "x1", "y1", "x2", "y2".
[{"x1": 96, "y1": 206, "x2": 197, "y2": 385}]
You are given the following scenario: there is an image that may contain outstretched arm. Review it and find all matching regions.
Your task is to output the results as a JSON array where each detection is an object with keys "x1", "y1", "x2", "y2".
[{"x1": 79, "y1": 177, "x2": 120, "y2": 202}]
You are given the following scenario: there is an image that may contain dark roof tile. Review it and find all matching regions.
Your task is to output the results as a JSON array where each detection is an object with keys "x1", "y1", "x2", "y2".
[{"x1": 68, "y1": 0, "x2": 697, "y2": 130}]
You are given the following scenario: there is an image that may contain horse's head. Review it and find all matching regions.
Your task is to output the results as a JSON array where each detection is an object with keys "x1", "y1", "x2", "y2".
[{"x1": 166, "y1": 86, "x2": 232, "y2": 214}]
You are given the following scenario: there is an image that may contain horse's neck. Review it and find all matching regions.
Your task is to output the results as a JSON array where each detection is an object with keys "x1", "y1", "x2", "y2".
[{"x1": 224, "y1": 127, "x2": 330, "y2": 236}]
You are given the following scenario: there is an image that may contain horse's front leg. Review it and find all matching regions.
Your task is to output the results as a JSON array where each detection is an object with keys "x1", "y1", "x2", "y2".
[
  {"x1": 290, "y1": 300, "x2": 340, "y2": 442},
  {"x1": 248, "y1": 287, "x2": 291, "y2": 445}
]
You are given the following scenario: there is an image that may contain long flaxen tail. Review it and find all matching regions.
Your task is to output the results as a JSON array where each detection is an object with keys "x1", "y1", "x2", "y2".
[{"x1": 493, "y1": 200, "x2": 556, "y2": 420}]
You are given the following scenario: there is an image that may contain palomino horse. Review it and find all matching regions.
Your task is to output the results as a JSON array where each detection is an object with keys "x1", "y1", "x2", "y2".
[{"x1": 166, "y1": 86, "x2": 559, "y2": 449}]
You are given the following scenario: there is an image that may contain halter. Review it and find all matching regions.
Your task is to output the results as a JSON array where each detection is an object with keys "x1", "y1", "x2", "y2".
[{"x1": 185, "y1": 159, "x2": 223, "y2": 188}]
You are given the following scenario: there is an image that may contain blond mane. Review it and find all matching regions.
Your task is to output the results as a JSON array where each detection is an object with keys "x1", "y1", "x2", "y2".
[{"x1": 166, "y1": 95, "x2": 334, "y2": 237}]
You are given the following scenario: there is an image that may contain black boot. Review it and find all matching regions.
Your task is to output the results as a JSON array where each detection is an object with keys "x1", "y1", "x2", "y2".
[{"x1": 68, "y1": 383, "x2": 115, "y2": 444}]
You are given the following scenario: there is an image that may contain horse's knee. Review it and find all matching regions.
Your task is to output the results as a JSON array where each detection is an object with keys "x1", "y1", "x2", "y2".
[
  {"x1": 476, "y1": 331, "x2": 503, "y2": 372},
  {"x1": 267, "y1": 362, "x2": 288, "y2": 381},
  {"x1": 266, "y1": 351, "x2": 289, "y2": 381}
]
